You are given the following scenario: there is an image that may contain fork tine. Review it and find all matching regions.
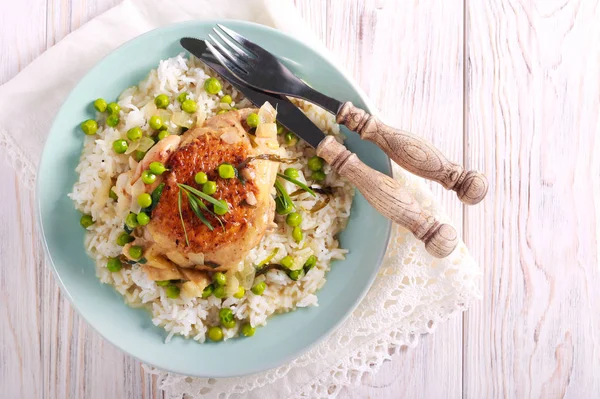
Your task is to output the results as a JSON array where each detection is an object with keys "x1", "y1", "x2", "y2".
[
  {"x1": 208, "y1": 34, "x2": 252, "y2": 71},
  {"x1": 205, "y1": 40, "x2": 248, "y2": 77},
  {"x1": 212, "y1": 28, "x2": 256, "y2": 60},
  {"x1": 216, "y1": 24, "x2": 263, "y2": 57}
]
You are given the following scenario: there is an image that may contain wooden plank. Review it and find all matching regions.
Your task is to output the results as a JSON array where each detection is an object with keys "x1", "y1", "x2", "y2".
[
  {"x1": 293, "y1": 0, "x2": 466, "y2": 397},
  {"x1": 463, "y1": 0, "x2": 600, "y2": 397},
  {"x1": 0, "y1": 0, "x2": 46, "y2": 85}
]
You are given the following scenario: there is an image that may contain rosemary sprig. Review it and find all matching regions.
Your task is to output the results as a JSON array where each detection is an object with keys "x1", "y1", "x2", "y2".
[{"x1": 277, "y1": 173, "x2": 316, "y2": 197}]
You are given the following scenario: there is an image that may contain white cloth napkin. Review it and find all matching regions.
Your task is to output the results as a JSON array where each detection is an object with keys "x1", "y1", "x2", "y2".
[{"x1": 0, "y1": 1, "x2": 481, "y2": 398}]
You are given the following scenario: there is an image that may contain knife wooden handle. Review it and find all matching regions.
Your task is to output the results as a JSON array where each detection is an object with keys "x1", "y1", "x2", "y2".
[
  {"x1": 336, "y1": 102, "x2": 488, "y2": 205},
  {"x1": 316, "y1": 136, "x2": 458, "y2": 258}
]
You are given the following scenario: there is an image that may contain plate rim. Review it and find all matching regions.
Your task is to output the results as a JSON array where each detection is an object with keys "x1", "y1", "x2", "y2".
[{"x1": 36, "y1": 19, "x2": 392, "y2": 377}]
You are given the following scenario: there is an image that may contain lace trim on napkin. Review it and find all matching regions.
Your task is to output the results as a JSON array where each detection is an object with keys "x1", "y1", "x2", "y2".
[
  {"x1": 145, "y1": 165, "x2": 481, "y2": 399},
  {"x1": 0, "y1": 128, "x2": 37, "y2": 189}
]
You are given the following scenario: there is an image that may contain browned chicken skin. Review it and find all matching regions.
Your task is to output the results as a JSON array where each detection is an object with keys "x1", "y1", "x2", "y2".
[{"x1": 145, "y1": 108, "x2": 279, "y2": 273}]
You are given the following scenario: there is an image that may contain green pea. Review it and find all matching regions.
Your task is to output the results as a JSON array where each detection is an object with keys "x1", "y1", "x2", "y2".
[
  {"x1": 165, "y1": 285, "x2": 180, "y2": 299},
  {"x1": 280, "y1": 256, "x2": 294, "y2": 269},
  {"x1": 308, "y1": 156, "x2": 324, "y2": 172},
  {"x1": 156, "y1": 280, "x2": 171, "y2": 287},
  {"x1": 154, "y1": 94, "x2": 170, "y2": 109},
  {"x1": 117, "y1": 232, "x2": 134, "y2": 246},
  {"x1": 284, "y1": 131, "x2": 298, "y2": 146},
  {"x1": 157, "y1": 130, "x2": 170, "y2": 140},
  {"x1": 182, "y1": 99, "x2": 198, "y2": 114},
  {"x1": 80, "y1": 214, "x2": 94, "y2": 228},
  {"x1": 201, "y1": 284, "x2": 214, "y2": 298},
  {"x1": 106, "y1": 114, "x2": 120, "y2": 127},
  {"x1": 312, "y1": 170, "x2": 326, "y2": 181},
  {"x1": 216, "y1": 109, "x2": 227, "y2": 115},
  {"x1": 251, "y1": 281, "x2": 266, "y2": 296},
  {"x1": 214, "y1": 199, "x2": 229, "y2": 216},
  {"x1": 107, "y1": 102, "x2": 120, "y2": 115},
  {"x1": 134, "y1": 150, "x2": 146, "y2": 162},
  {"x1": 222, "y1": 319, "x2": 236, "y2": 329},
  {"x1": 202, "y1": 181, "x2": 217, "y2": 195},
  {"x1": 284, "y1": 167, "x2": 299, "y2": 179},
  {"x1": 219, "y1": 308, "x2": 235, "y2": 329},
  {"x1": 137, "y1": 193, "x2": 152, "y2": 208},
  {"x1": 241, "y1": 323, "x2": 255, "y2": 337},
  {"x1": 220, "y1": 94, "x2": 233, "y2": 104},
  {"x1": 177, "y1": 92, "x2": 188, "y2": 103},
  {"x1": 303, "y1": 255, "x2": 317, "y2": 271},
  {"x1": 107, "y1": 257, "x2": 122, "y2": 272},
  {"x1": 109, "y1": 187, "x2": 118, "y2": 201},
  {"x1": 286, "y1": 212, "x2": 302, "y2": 227},
  {"x1": 93, "y1": 98, "x2": 107, "y2": 112},
  {"x1": 127, "y1": 126, "x2": 142, "y2": 141},
  {"x1": 81, "y1": 119, "x2": 98, "y2": 136},
  {"x1": 204, "y1": 77, "x2": 222, "y2": 94},
  {"x1": 194, "y1": 171, "x2": 208, "y2": 185},
  {"x1": 149, "y1": 115, "x2": 163, "y2": 130},
  {"x1": 213, "y1": 286, "x2": 226, "y2": 299},
  {"x1": 141, "y1": 170, "x2": 156, "y2": 185},
  {"x1": 207, "y1": 326, "x2": 223, "y2": 341},
  {"x1": 112, "y1": 139, "x2": 128, "y2": 154},
  {"x1": 277, "y1": 123, "x2": 286, "y2": 135},
  {"x1": 233, "y1": 286, "x2": 245, "y2": 299},
  {"x1": 288, "y1": 269, "x2": 305, "y2": 281},
  {"x1": 213, "y1": 272, "x2": 227, "y2": 287},
  {"x1": 136, "y1": 212, "x2": 150, "y2": 226},
  {"x1": 149, "y1": 162, "x2": 167, "y2": 175},
  {"x1": 126, "y1": 213, "x2": 139, "y2": 229},
  {"x1": 275, "y1": 201, "x2": 294, "y2": 215},
  {"x1": 218, "y1": 163, "x2": 235, "y2": 179},
  {"x1": 128, "y1": 245, "x2": 143, "y2": 259},
  {"x1": 292, "y1": 226, "x2": 303, "y2": 243},
  {"x1": 246, "y1": 113, "x2": 259, "y2": 128}
]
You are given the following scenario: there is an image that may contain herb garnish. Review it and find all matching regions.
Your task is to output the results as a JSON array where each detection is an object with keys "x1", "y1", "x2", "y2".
[
  {"x1": 274, "y1": 180, "x2": 295, "y2": 214},
  {"x1": 277, "y1": 173, "x2": 316, "y2": 196},
  {"x1": 177, "y1": 190, "x2": 190, "y2": 246}
]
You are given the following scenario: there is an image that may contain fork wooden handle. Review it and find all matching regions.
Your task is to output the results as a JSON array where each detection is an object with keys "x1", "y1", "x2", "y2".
[
  {"x1": 336, "y1": 102, "x2": 488, "y2": 205},
  {"x1": 316, "y1": 136, "x2": 458, "y2": 258}
]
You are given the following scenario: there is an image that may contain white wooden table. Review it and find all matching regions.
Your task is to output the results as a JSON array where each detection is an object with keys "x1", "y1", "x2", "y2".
[{"x1": 1, "y1": 0, "x2": 599, "y2": 398}]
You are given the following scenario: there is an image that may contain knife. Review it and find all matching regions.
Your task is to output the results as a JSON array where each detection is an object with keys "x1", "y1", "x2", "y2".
[{"x1": 180, "y1": 38, "x2": 459, "y2": 258}]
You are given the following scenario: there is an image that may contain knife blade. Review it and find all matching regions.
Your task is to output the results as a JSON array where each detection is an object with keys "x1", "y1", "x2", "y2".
[{"x1": 180, "y1": 37, "x2": 324, "y2": 149}]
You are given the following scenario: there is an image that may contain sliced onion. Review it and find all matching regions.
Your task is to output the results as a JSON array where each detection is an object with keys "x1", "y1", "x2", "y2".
[
  {"x1": 124, "y1": 139, "x2": 140, "y2": 155},
  {"x1": 256, "y1": 122, "x2": 277, "y2": 138},
  {"x1": 137, "y1": 137, "x2": 155, "y2": 152},
  {"x1": 195, "y1": 109, "x2": 206, "y2": 127},
  {"x1": 237, "y1": 262, "x2": 256, "y2": 290},
  {"x1": 130, "y1": 178, "x2": 145, "y2": 214},
  {"x1": 142, "y1": 101, "x2": 157, "y2": 119},
  {"x1": 290, "y1": 247, "x2": 314, "y2": 271},
  {"x1": 258, "y1": 102, "x2": 277, "y2": 124},
  {"x1": 156, "y1": 109, "x2": 171, "y2": 124},
  {"x1": 171, "y1": 111, "x2": 193, "y2": 128},
  {"x1": 187, "y1": 252, "x2": 205, "y2": 265},
  {"x1": 225, "y1": 269, "x2": 240, "y2": 297}
]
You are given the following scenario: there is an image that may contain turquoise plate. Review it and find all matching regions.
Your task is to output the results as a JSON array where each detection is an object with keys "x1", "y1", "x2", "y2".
[{"x1": 37, "y1": 20, "x2": 391, "y2": 377}]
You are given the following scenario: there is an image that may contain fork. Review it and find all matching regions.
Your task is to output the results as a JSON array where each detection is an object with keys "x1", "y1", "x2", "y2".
[{"x1": 205, "y1": 24, "x2": 488, "y2": 205}]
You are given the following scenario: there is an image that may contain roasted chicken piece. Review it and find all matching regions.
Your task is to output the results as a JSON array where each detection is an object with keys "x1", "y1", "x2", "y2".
[{"x1": 145, "y1": 107, "x2": 281, "y2": 272}]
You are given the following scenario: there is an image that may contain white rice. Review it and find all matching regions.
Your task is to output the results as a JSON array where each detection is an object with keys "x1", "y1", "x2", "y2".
[{"x1": 69, "y1": 54, "x2": 354, "y2": 342}]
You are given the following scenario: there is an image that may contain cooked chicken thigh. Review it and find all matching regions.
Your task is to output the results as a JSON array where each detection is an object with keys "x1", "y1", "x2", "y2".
[{"x1": 145, "y1": 107, "x2": 280, "y2": 274}]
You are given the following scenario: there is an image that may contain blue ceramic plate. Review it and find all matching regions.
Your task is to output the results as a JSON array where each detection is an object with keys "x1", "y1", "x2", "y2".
[{"x1": 37, "y1": 20, "x2": 391, "y2": 377}]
